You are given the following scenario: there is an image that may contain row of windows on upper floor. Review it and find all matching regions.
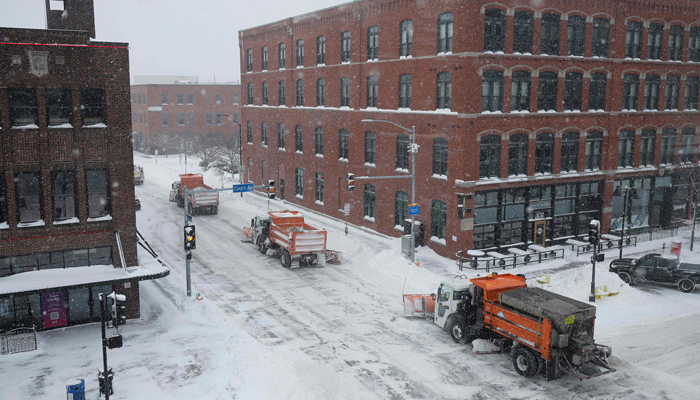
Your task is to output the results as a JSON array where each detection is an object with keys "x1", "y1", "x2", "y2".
[
  {"x1": 245, "y1": 11, "x2": 700, "y2": 72},
  {"x1": 245, "y1": 71, "x2": 700, "y2": 113},
  {"x1": 133, "y1": 111, "x2": 240, "y2": 126},
  {"x1": 131, "y1": 93, "x2": 240, "y2": 106},
  {"x1": 0, "y1": 169, "x2": 111, "y2": 227},
  {"x1": 478, "y1": 128, "x2": 698, "y2": 180},
  {"x1": 0, "y1": 88, "x2": 106, "y2": 129},
  {"x1": 244, "y1": 122, "x2": 698, "y2": 180},
  {"x1": 287, "y1": 166, "x2": 448, "y2": 239}
]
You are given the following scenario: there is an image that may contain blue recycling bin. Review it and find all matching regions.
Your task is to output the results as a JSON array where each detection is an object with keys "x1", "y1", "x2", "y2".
[{"x1": 66, "y1": 378, "x2": 85, "y2": 400}]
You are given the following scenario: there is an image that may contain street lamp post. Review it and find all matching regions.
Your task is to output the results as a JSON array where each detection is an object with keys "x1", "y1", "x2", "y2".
[
  {"x1": 361, "y1": 119, "x2": 417, "y2": 263},
  {"x1": 225, "y1": 115, "x2": 243, "y2": 197},
  {"x1": 613, "y1": 186, "x2": 638, "y2": 260}
]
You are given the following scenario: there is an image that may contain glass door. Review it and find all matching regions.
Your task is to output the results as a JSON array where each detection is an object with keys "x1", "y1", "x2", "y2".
[{"x1": 68, "y1": 288, "x2": 91, "y2": 325}]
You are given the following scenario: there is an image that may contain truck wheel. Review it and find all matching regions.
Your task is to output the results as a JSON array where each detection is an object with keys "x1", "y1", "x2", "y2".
[
  {"x1": 618, "y1": 272, "x2": 634, "y2": 286},
  {"x1": 448, "y1": 317, "x2": 470, "y2": 344},
  {"x1": 512, "y1": 347, "x2": 538, "y2": 377},
  {"x1": 280, "y1": 250, "x2": 292, "y2": 269},
  {"x1": 678, "y1": 279, "x2": 695, "y2": 293},
  {"x1": 257, "y1": 237, "x2": 268, "y2": 255},
  {"x1": 212, "y1": 206, "x2": 218, "y2": 215}
]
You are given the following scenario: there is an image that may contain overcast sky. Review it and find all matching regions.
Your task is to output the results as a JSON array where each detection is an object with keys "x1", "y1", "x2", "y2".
[{"x1": 0, "y1": 0, "x2": 350, "y2": 83}]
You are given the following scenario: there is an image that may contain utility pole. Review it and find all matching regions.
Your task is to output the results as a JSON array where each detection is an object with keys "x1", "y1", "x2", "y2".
[
  {"x1": 691, "y1": 173, "x2": 698, "y2": 251},
  {"x1": 588, "y1": 220, "x2": 601, "y2": 303}
]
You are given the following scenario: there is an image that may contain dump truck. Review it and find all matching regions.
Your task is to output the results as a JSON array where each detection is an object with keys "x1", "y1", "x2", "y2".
[
  {"x1": 169, "y1": 173, "x2": 219, "y2": 215},
  {"x1": 134, "y1": 165, "x2": 144, "y2": 185},
  {"x1": 404, "y1": 273, "x2": 614, "y2": 381},
  {"x1": 242, "y1": 211, "x2": 340, "y2": 268}
]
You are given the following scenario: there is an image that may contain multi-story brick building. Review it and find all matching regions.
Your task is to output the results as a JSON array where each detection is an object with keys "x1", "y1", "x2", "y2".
[
  {"x1": 239, "y1": 0, "x2": 700, "y2": 258},
  {"x1": 131, "y1": 76, "x2": 241, "y2": 155},
  {"x1": 0, "y1": 0, "x2": 167, "y2": 332}
]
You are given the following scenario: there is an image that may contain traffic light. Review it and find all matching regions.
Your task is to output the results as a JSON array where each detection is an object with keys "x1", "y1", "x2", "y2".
[
  {"x1": 111, "y1": 293, "x2": 126, "y2": 327},
  {"x1": 268, "y1": 180, "x2": 276, "y2": 199},
  {"x1": 347, "y1": 173, "x2": 355, "y2": 191},
  {"x1": 588, "y1": 220, "x2": 600, "y2": 245},
  {"x1": 184, "y1": 225, "x2": 196, "y2": 250},
  {"x1": 107, "y1": 334, "x2": 123, "y2": 349}
]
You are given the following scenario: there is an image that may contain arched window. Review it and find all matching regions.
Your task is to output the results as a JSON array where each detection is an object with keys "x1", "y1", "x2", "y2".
[
  {"x1": 296, "y1": 39, "x2": 304, "y2": 67},
  {"x1": 341, "y1": 31, "x2": 351, "y2": 63},
  {"x1": 639, "y1": 129, "x2": 656, "y2": 166},
  {"x1": 364, "y1": 184, "x2": 376, "y2": 218},
  {"x1": 589, "y1": 73, "x2": 607, "y2": 111},
  {"x1": 262, "y1": 81, "x2": 269, "y2": 105},
  {"x1": 399, "y1": 74, "x2": 412, "y2": 109},
  {"x1": 484, "y1": 9, "x2": 506, "y2": 53},
  {"x1": 538, "y1": 71, "x2": 558, "y2": 111},
  {"x1": 367, "y1": 25, "x2": 379, "y2": 60},
  {"x1": 480, "y1": 135, "x2": 501, "y2": 178},
  {"x1": 622, "y1": 74, "x2": 639, "y2": 111},
  {"x1": 618, "y1": 130, "x2": 635, "y2": 167},
  {"x1": 277, "y1": 123, "x2": 285, "y2": 149},
  {"x1": 690, "y1": 27, "x2": 700, "y2": 62},
  {"x1": 366, "y1": 75, "x2": 379, "y2": 108},
  {"x1": 437, "y1": 12, "x2": 453, "y2": 53},
  {"x1": 625, "y1": 21, "x2": 643, "y2": 58},
  {"x1": 660, "y1": 128, "x2": 676, "y2": 164},
  {"x1": 400, "y1": 19, "x2": 413, "y2": 57},
  {"x1": 316, "y1": 78, "x2": 325, "y2": 107},
  {"x1": 436, "y1": 72, "x2": 452, "y2": 109},
  {"x1": 296, "y1": 79, "x2": 304, "y2": 106},
  {"x1": 561, "y1": 132, "x2": 579, "y2": 172},
  {"x1": 278, "y1": 80, "x2": 286, "y2": 106},
  {"x1": 564, "y1": 72, "x2": 583, "y2": 111},
  {"x1": 513, "y1": 11, "x2": 534, "y2": 54},
  {"x1": 535, "y1": 133, "x2": 554, "y2": 173},
  {"x1": 685, "y1": 76, "x2": 699, "y2": 111},
  {"x1": 315, "y1": 127, "x2": 324, "y2": 155},
  {"x1": 585, "y1": 131, "x2": 603, "y2": 170},
  {"x1": 644, "y1": 74, "x2": 660, "y2": 110},
  {"x1": 431, "y1": 200, "x2": 447, "y2": 240},
  {"x1": 295, "y1": 125, "x2": 303, "y2": 152},
  {"x1": 316, "y1": 35, "x2": 326, "y2": 64},
  {"x1": 295, "y1": 168, "x2": 303, "y2": 196},
  {"x1": 278, "y1": 42, "x2": 286, "y2": 69},
  {"x1": 511, "y1": 71, "x2": 531, "y2": 112},
  {"x1": 665, "y1": 75, "x2": 680, "y2": 110},
  {"x1": 340, "y1": 77, "x2": 351, "y2": 107},
  {"x1": 566, "y1": 16, "x2": 586, "y2": 56},
  {"x1": 261, "y1": 46, "x2": 268, "y2": 70},
  {"x1": 648, "y1": 23, "x2": 664, "y2": 60},
  {"x1": 508, "y1": 134, "x2": 528, "y2": 176},
  {"x1": 669, "y1": 25, "x2": 684, "y2": 61},
  {"x1": 433, "y1": 137, "x2": 448, "y2": 176},
  {"x1": 365, "y1": 131, "x2": 376, "y2": 164},
  {"x1": 396, "y1": 134, "x2": 410, "y2": 170},
  {"x1": 592, "y1": 18, "x2": 610, "y2": 57},
  {"x1": 482, "y1": 70, "x2": 503, "y2": 112},
  {"x1": 338, "y1": 129, "x2": 349, "y2": 160},
  {"x1": 315, "y1": 172, "x2": 324, "y2": 203},
  {"x1": 395, "y1": 191, "x2": 408, "y2": 227},
  {"x1": 681, "y1": 128, "x2": 696, "y2": 163},
  {"x1": 541, "y1": 13, "x2": 560, "y2": 55}
]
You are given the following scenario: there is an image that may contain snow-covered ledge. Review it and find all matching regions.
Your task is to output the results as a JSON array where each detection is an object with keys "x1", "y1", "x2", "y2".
[
  {"x1": 87, "y1": 215, "x2": 112, "y2": 222},
  {"x1": 18, "y1": 220, "x2": 46, "y2": 228},
  {"x1": 53, "y1": 217, "x2": 80, "y2": 225}
]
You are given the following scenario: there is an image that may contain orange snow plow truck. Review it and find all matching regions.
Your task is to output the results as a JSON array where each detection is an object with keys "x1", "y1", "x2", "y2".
[
  {"x1": 242, "y1": 211, "x2": 341, "y2": 268},
  {"x1": 404, "y1": 274, "x2": 615, "y2": 381},
  {"x1": 169, "y1": 174, "x2": 219, "y2": 215}
]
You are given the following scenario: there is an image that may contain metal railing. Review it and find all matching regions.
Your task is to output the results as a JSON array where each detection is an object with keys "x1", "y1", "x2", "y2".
[
  {"x1": 456, "y1": 247, "x2": 565, "y2": 273},
  {"x1": 574, "y1": 236, "x2": 638, "y2": 256},
  {"x1": 1, "y1": 327, "x2": 37, "y2": 355}
]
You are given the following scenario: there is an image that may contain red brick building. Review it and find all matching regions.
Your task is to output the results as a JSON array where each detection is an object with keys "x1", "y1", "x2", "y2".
[
  {"x1": 130, "y1": 77, "x2": 241, "y2": 155},
  {"x1": 0, "y1": 0, "x2": 167, "y2": 332},
  {"x1": 239, "y1": 0, "x2": 700, "y2": 258}
]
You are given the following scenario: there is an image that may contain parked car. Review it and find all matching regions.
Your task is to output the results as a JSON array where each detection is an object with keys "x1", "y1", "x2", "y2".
[
  {"x1": 135, "y1": 197, "x2": 141, "y2": 211},
  {"x1": 609, "y1": 253, "x2": 700, "y2": 293}
]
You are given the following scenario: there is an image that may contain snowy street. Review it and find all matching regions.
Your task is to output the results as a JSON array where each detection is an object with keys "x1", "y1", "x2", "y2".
[{"x1": 3, "y1": 152, "x2": 700, "y2": 399}]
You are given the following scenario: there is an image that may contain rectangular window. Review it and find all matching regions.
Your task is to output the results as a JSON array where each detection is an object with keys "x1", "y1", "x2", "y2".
[
  {"x1": 437, "y1": 12, "x2": 453, "y2": 54},
  {"x1": 232, "y1": 93, "x2": 239, "y2": 105},
  {"x1": 278, "y1": 123, "x2": 285, "y2": 149},
  {"x1": 660, "y1": 129, "x2": 676, "y2": 165},
  {"x1": 177, "y1": 113, "x2": 185, "y2": 125},
  {"x1": 365, "y1": 131, "x2": 376, "y2": 164},
  {"x1": 316, "y1": 79, "x2": 325, "y2": 107},
  {"x1": 315, "y1": 172, "x2": 324, "y2": 203},
  {"x1": 177, "y1": 94, "x2": 184, "y2": 105},
  {"x1": 260, "y1": 122, "x2": 267, "y2": 145},
  {"x1": 625, "y1": 21, "x2": 643, "y2": 58},
  {"x1": 296, "y1": 39, "x2": 304, "y2": 67},
  {"x1": 278, "y1": 81, "x2": 286, "y2": 106},
  {"x1": 261, "y1": 46, "x2": 268, "y2": 70},
  {"x1": 246, "y1": 48, "x2": 253, "y2": 72},
  {"x1": 215, "y1": 94, "x2": 221, "y2": 105},
  {"x1": 639, "y1": 129, "x2": 656, "y2": 167},
  {"x1": 665, "y1": 75, "x2": 680, "y2": 110},
  {"x1": 316, "y1": 36, "x2": 326, "y2": 64},
  {"x1": 690, "y1": 27, "x2": 700, "y2": 62},
  {"x1": 0, "y1": 177, "x2": 6, "y2": 226},
  {"x1": 367, "y1": 26, "x2": 379, "y2": 60},
  {"x1": 431, "y1": 200, "x2": 447, "y2": 240},
  {"x1": 681, "y1": 128, "x2": 695, "y2": 163},
  {"x1": 366, "y1": 76, "x2": 378, "y2": 108},
  {"x1": 436, "y1": 72, "x2": 452, "y2": 110},
  {"x1": 295, "y1": 168, "x2": 303, "y2": 197},
  {"x1": 247, "y1": 83, "x2": 254, "y2": 104},
  {"x1": 396, "y1": 134, "x2": 410, "y2": 170},
  {"x1": 685, "y1": 76, "x2": 699, "y2": 110},
  {"x1": 340, "y1": 77, "x2": 351, "y2": 107},
  {"x1": 315, "y1": 127, "x2": 324, "y2": 155},
  {"x1": 513, "y1": 11, "x2": 533, "y2": 54},
  {"x1": 46, "y1": 88, "x2": 72, "y2": 126},
  {"x1": 296, "y1": 80, "x2": 304, "y2": 106},
  {"x1": 669, "y1": 25, "x2": 684, "y2": 61},
  {"x1": 339, "y1": 129, "x2": 349, "y2": 160},
  {"x1": 364, "y1": 184, "x2": 375, "y2": 218},
  {"x1": 246, "y1": 120, "x2": 253, "y2": 144},
  {"x1": 81, "y1": 89, "x2": 106, "y2": 126},
  {"x1": 206, "y1": 112, "x2": 213, "y2": 125},
  {"x1": 278, "y1": 42, "x2": 286, "y2": 69},
  {"x1": 622, "y1": 74, "x2": 639, "y2": 111},
  {"x1": 395, "y1": 191, "x2": 408, "y2": 227},
  {"x1": 15, "y1": 172, "x2": 42, "y2": 224},
  {"x1": 341, "y1": 31, "x2": 351, "y2": 62},
  {"x1": 592, "y1": 18, "x2": 610, "y2": 57},
  {"x1": 10, "y1": 89, "x2": 38, "y2": 127},
  {"x1": 215, "y1": 113, "x2": 222, "y2": 125},
  {"x1": 161, "y1": 93, "x2": 168, "y2": 105},
  {"x1": 617, "y1": 130, "x2": 635, "y2": 168},
  {"x1": 162, "y1": 113, "x2": 169, "y2": 126},
  {"x1": 433, "y1": 138, "x2": 448, "y2": 176},
  {"x1": 481, "y1": 70, "x2": 503, "y2": 112},
  {"x1": 86, "y1": 169, "x2": 109, "y2": 218},
  {"x1": 188, "y1": 112, "x2": 194, "y2": 125},
  {"x1": 262, "y1": 82, "x2": 269, "y2": 105},
  {"x1": 295, "y1": 125, "x2": 303, "y2": 152},
  {"x1": 52, "y1": 170, "x2": 76, "y2": 222},
  {"x1": 400, "y1": 20, "x2": 413, "y2": 57},
  {"x1": 187, "y1": 94, "x2": 194, "y2": 105},
  {"x1": 399, "y1": 74, "x2": 412, "y2": 109}
]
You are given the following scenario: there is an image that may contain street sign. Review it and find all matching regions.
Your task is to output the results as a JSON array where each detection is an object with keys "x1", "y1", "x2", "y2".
[
  {"x1": 232, "y1": 183, "x2": 254, "y2": 193},
  {"x1": 187, "y1": 214, "x2": 193, "y2": 222},
  {"x1": 409, "y1": 204, "x2": 420, "y2": 216},
  {"x1": 344, "y1": 203, "x2": 350, "y2": 215}
]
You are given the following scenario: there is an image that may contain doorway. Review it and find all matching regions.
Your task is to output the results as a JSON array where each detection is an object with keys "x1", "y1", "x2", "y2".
[{"x1": 534, "y1": 220, "x2": 547, "y2": 246}]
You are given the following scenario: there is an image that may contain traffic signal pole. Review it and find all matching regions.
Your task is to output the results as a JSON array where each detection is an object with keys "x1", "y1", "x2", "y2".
[
  {"x1": 99, "y1": 293, "x2": 110, "y2": 400},
  {"x1": 184, "y1": 186, "x2": 191, "y2": 297}
]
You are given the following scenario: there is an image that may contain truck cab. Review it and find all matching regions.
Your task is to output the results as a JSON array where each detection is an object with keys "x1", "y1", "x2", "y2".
[{"x1": 434, "y1": 281, "x2": 473, "y2": 329}]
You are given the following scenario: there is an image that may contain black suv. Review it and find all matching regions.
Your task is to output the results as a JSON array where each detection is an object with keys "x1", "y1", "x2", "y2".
[{"x1": 609, "y1": 253, "x2": 700, "y2": 293}]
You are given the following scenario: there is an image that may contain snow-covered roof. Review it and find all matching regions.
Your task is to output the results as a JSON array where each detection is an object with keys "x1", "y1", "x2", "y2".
[{"x1": 0, "y1": 260, "x2": 170, "y2": 296}]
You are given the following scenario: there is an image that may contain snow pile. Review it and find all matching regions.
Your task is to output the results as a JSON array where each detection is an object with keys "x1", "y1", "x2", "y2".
[{"x1": 471, "y1": 339, "x2": 501, "y2": 353}]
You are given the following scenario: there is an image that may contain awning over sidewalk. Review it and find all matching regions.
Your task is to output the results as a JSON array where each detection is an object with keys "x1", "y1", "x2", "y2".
[{"x1": 0, "y1": 259, "x2": 170, "y2": 297}]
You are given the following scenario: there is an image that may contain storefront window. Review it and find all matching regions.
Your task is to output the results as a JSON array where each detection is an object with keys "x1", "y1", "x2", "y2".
[
  {"x1": 612, "y1": 178, "x2": 652, "y2": 231},
  {"x1": 68, "y1": 288, "x2": 91, "y2": 324}
]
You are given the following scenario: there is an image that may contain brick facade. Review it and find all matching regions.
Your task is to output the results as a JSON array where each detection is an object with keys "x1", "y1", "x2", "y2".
[
  {"x1": 240, "y1": 0, "x2": 700, "y2": 258},
  {"x1": 131, "y1": 82, "x2": 241, "y2": 155}
]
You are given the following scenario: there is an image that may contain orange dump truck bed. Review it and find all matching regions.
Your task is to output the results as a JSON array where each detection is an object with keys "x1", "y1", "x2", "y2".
[{"x1": 268, "y1": 211, "x2": 327, "y2": 256}]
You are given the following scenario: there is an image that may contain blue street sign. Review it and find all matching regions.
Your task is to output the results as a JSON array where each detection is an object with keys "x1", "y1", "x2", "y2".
[
  {"x1": 409, "y1": 204, "x2": 420, "y2": 216},
  {"x1": 232, "y1": 183, "x2": 254, "y2": 193},
  {"x1": 187, "y1": 214, "x2": 193, "y2": 222}
]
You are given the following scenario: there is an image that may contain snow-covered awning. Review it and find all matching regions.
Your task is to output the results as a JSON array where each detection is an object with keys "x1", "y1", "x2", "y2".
[{"x1": 0, "y1": 259, "x2": 170, "y2": 297}]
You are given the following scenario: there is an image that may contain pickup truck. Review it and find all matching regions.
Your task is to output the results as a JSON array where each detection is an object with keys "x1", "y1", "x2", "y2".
[{"x1": 609, "y1": 253, "x2": 700, "y2": 293}]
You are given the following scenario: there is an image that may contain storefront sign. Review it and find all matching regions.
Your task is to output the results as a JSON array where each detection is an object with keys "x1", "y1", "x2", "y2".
[
  {"x1": 41, "y1": 292, "x2": 67, "y2": 329},
  {"x1": 659, "y1": 167, "x2": 666, "y2": 176}
]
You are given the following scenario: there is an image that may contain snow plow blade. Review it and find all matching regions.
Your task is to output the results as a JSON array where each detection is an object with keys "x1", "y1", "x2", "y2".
[
  {"x1": 403, "y1": 294, "x2": 435, "y2": 319},
  {"x1": 325, "y1": 249, "x2": 342, "y2": 265},
  {"x1": 241, "y1": 226, "x2": 254, "y2": 242}
]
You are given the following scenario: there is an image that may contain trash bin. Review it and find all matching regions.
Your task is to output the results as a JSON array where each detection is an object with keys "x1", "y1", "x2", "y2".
[
  {"x1": 671, "y1": 240, "x2": 682, "y2": 256},
  {"x1": 66, "y1": 378, "x2": 85, "y2": 400}
]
